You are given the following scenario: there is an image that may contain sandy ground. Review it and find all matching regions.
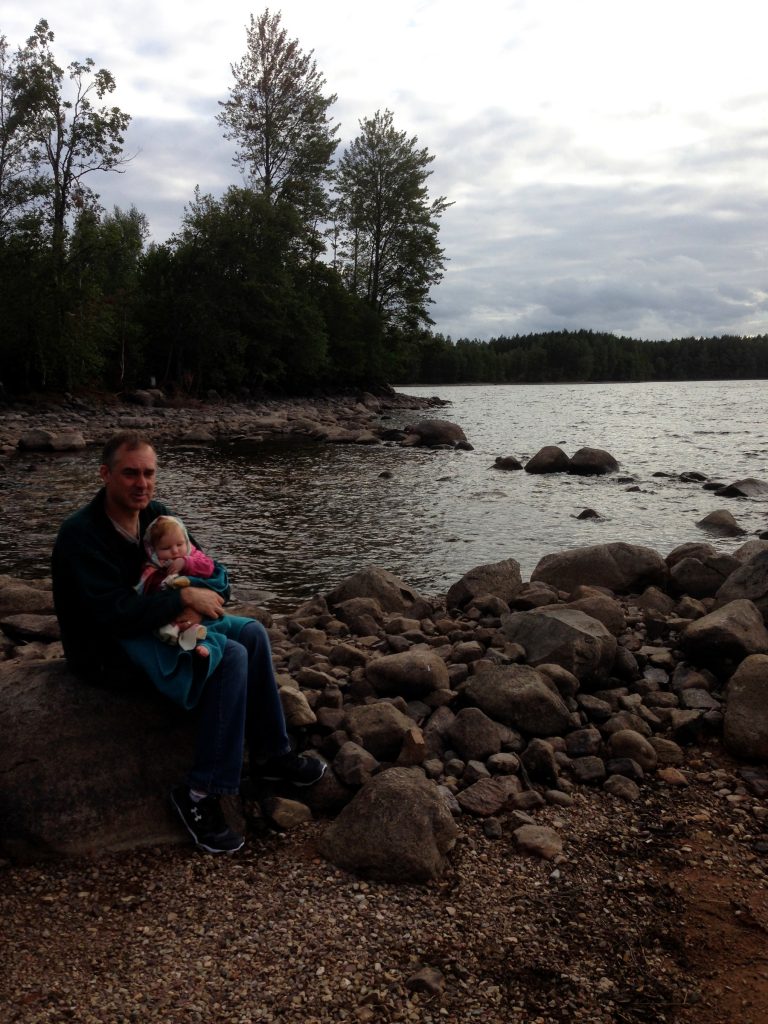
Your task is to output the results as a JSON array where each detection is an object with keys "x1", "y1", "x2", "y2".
[{"x1": 2, "y1": 742, "x2": 765, "y2": 1024}]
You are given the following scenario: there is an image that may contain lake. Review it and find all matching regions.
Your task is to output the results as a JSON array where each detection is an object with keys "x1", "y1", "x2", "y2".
[{"x1": 2, "y1": 380, "x2": 767, "y2": 608}]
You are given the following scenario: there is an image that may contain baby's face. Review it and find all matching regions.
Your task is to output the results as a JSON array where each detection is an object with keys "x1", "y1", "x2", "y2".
[{"x1": 154, "y1": 528, "x2": 187, "y2": 562}]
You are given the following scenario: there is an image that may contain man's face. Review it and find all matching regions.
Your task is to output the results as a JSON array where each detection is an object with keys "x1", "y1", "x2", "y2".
[{"x1": 100, "y1": 443, "x2": 157, "y2": 514}]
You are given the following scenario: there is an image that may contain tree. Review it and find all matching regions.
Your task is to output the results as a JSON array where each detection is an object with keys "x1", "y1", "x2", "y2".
[
  {"x1": 12, "y1": 20, "x2": 131, "y2": 279},
  {"x1": 335, "y1": 109, "x2": 450, "y2": 333},
  {"x1": 216, "y1": 8, "x2": 338, "y2": 249}
]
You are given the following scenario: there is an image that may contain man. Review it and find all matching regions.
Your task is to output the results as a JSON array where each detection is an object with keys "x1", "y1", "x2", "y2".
[{"x1": 52, "y1": 431, "x2": 325, "y2": 854}]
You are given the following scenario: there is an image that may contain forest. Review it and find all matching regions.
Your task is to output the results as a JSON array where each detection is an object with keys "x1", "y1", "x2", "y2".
[
  {"x1": 2, "y1": 16, "x2": 766, "y2": 399},
  {"x1": 0, "y1": 14, "x2": 448, "y2": 396},
  {"x1": 403, "y1": 329, "x2": 768, "y2": 385}
]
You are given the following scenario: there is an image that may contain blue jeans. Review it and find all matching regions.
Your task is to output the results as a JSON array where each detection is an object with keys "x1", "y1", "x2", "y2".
[{"x1": 187, "y1": 621, "x2": 290, "y2": 795}]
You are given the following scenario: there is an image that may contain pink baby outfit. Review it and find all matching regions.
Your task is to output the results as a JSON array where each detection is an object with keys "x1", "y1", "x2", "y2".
[{"x1": 137, "y1": 515, "x2": 214, "y2": 596}]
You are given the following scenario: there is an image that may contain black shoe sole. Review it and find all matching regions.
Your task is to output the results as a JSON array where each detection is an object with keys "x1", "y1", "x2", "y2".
[
  {"x1": 256, "y1": 761, "x2": 328, "y2": 787},
  {"x1": 170, "y1": 790, "x2": 245, "y2": 854}
]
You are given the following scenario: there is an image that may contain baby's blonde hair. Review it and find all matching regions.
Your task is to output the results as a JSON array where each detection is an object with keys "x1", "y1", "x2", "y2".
[{"x1": 149, "y1": 516, "x2": 183, "y2": 546}]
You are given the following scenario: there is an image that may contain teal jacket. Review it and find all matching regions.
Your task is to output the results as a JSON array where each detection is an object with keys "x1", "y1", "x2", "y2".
[{"x1": 51, "y1": 489, "x2": 249, "y2": 708}]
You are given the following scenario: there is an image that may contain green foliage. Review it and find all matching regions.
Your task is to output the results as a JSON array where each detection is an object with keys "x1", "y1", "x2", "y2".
[
  {"x1": 334, "y1": 109, "x2": 450, "y2": 334},
  {"x1": 217, "y1": 8, "x2": 338, "y2": 256},
  {"x1": 403, "y1": 329, "x2": 768, "y2": 385}
]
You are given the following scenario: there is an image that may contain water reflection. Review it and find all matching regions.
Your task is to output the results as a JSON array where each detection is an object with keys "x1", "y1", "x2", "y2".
[{"x1": 1, "y1": 380, "x2": 767, "y2": 609}]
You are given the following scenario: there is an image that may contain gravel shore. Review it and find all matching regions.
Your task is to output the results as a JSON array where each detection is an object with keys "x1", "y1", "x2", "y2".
[{"x1": 3, "y1": 743, "x2": 766, "y2": 1024}]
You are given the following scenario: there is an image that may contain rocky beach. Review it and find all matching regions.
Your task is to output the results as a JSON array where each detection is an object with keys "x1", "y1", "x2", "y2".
[{"x1": 1, "y1": 392, "x2": 767, "y2": 1024}]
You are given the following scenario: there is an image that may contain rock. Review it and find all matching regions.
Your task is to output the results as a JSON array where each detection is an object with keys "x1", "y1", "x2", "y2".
[
  {"x1": 734, "y1": 540, "x2": 768, "y2": 563},
  {"x1": 562, "y1": 592, "x2": 626, "y2": 635},
  {"x1": 405, "y1": 967, "x2": 446, "y2": 995},
  {"x1": 0, "y1": 613, "x2": 60, "y2": 642},
  {"x1": 723, "y1": 654, "x2": 768, "y2": 761},
  {"x1": 568, "y1": 447, "x2": 619, "y2": 475},
  {"x1": 333, "y1": 741, "x2": 380, "y2": 786},
  {"x1": 521, "y1": 738, "x2": 559, "y2": 784},
  {"x1": 326, "y1": 567, "x2": 426, "y2": 614},
  {"x1": 576, "y1": 508, "x2": 602, "y2": 519},
  {"x1": 0, "y1": 576, "x2": 55, "y2": 618},
  {"x1": 571, "y1": 756, "x2": 607, "y2": 784},
  {"x1": 263, "y1": 795, "x2": 313, "y2": 829},
  {"x1": 0, "y1": 660, "x2": 198, "y2": 860},
  {"x1": 531, "y1": 542, "x2": 668, "y2": 594},
  {"x1": 681, "y1": 599, "x2": 768, "y2": 671},
  {"x1": 716, "y1": 551, "x2": 768, "y2": 623},
  {"x1": 456, "y1": 777, "x2": 511, "y2": 816},
  {"x1": 513, "y1": 824, "x2": 563, "y2": 860},
  {"x1": 565, "y1": 727, "x2": 603, "y2": 757},
  {"x1": 317, "y1": 768, "x2": 457, "y2": 882},
  {"x1": 606, "y1": 730, "x2": 658, "y2": 771},
  {"x1": 696, "y1": 510, "x2": 746, "y2": 537},
  {"x1": 501, "y1": 607, "x2": 617, "y2": 681},
  {"x1": 446, "y1": 707, "x2": 501, "y2": 761},
  {"x1": 333, "y1": 597, "x2": 385, "y2": 636},
  {"x1": 603, "y1": 775, "x2": 640, "y2": 801},
  {"x1": 405, "y1": 419, "x2": 467, "y2": 447},
  {"x1": 493, "y1": 455, "x2": 523, "y2": 471},
  {"x1": 524, "y1": 445, "x2": 570, "y2": 473},
  {"x1": 344, "y1": 702, "x2": 415, "y2": 760},
  {"x1": 461, "y1": 665, "x2": 572, "y2": 736},
  {"x1": 446, "y1": 558, "x2": 523, "y2": 609},
  {"x1": 669, "y1": 553, "x2": 741, "y2": 598},
  {"x1": 17, "y1": 429, "x2": 86, "y2": 452},
  {"x1": 279, "y1": 687, "x2": 317, "y2": 728},
  {"x1": 715, "y1": 477, "x2": 768, "y2": 498},
  {"x1": 365, "y1": 649, "x2": 450, "y2": 699}
]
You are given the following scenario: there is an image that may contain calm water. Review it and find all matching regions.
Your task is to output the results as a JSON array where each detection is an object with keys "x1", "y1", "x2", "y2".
[{"x1": 2, "y1": 381, "x2": 767, "y2": 608}]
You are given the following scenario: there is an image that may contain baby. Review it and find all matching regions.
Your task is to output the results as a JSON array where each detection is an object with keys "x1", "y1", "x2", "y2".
[{"x1": 137, "y1": 515, "x2": 214, "y2": 656}]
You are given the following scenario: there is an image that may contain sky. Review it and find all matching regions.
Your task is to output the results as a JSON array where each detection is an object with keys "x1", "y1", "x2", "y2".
[{"x1": 4, "y1": 0, "x2": 768, "y2": 341}]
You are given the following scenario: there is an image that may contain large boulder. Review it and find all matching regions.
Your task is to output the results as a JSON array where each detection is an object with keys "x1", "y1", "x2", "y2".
[
  {"x1": 326, "y1": 567, "x2": 425, "y2": 614},
  {"x1": 404, "y1": 419, "x2": 467, "y2": 447},
  {"x1": 317, "y1": 768, "x2": 457, "y2": 882},
  {"x1": 344, "y1": 702, "x2": 415, "y2": 761},
  {"x1": 461, "y1": 665, "x2": 572, "y2": 736},
  {"x1": 715, "y1": 478, "x2": 768, "y2": 498},
  {"x1": 723, "y1": 654, "x2": 768, "y2": 761},
  {"x1": 531, "y1": 542, "x2": 668, "y2": 594},
  {"x1": 669, "y1": 552, "x2": 741, "y2": 599},
  {"x1": 568, "y1": 447, "x2": 619, "y2": 475},
  {"x1": 524, "y1": 446, "x2": 570, "y2": 474},
  {"x1": 0, "y1": 659, "x2": 197, "y2": 861},
  {"x1": 0, "y1": 575, "x2": 55, "y2": 618},
  {"x1": 696, "y1": 510, "x2": 746, "y2": 537},
  {"x1": 716, "y1": 551, "x2": 768, "y2": 623},
  {"x1": 365, "y1": 649, "x2": 450, "y2": 699},
  {"x1": 446, "y1": 558, "x2": 523, "y2": 610},
  {"x1": 502, "y1": 607, "x2": 617, "y2": 680},
  {"x1": 681, "y1": 600, "x2": 768, "y2": 673}
]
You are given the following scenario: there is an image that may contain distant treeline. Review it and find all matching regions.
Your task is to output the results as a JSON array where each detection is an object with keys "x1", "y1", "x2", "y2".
[{"x1": 401, "y1": 329, "x2": 768, "y2": 384}]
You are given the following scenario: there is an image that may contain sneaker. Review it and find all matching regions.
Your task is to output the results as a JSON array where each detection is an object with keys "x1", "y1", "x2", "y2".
[
  {"x1": 170, "y1": 786, "x2": 245, "y2": 854},
  {"x1": 252, "y1": 752, "x2": 327, "y2": 787}
]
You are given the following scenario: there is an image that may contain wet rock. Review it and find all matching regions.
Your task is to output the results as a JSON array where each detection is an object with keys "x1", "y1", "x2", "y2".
[
  {"x1": 696, "y1": 509, "x2": 746, "y2": 537},
  {"x1": 524, "y1": 445, "x2": 570, "y2": 474},
  {"x1": 575, "y1": 508, "x2": 602, "y2": 520},
  {"x1": 568, "y1": 447, "x2": 619, "y2": 475},
  {"x1": 531, "y1": 542, "x2": 668, "y2": 594},
  {"x1": 318, "y1": 767, "x2": 457, "y2": 882},
  {"x1": 493, "y1": 455, "x2": 523, "y2": 470},
  {"x1": 715, "y1": 477, "x2": 768, "y2": 498},
  {"x1": 404, "y1": 419, "x2": 467, "y2": 447}
]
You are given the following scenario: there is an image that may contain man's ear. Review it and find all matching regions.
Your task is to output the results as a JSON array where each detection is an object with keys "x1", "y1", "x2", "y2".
[{"x1": 99, "y1": 464, "x2": 110, "y2": 484}]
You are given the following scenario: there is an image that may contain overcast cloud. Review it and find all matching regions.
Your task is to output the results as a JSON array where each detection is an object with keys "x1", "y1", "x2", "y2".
[{"x1": 4, "y1": 0, "x2": 768, "y2": 341}]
